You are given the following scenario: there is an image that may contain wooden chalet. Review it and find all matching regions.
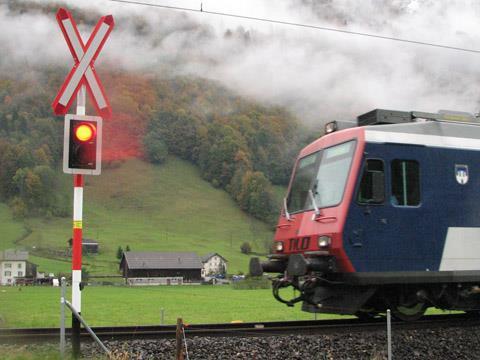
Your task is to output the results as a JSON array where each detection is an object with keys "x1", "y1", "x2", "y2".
[{"x1": 119, "y1": 251, "x2": 203, "y2": 285}]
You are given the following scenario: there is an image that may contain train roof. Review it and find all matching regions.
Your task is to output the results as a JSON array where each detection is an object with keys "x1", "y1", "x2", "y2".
[
  {"x1": 322, "y1": 109, "x2": 480, "y2": 151},
  {"x1": 364, "y1": 119, "x2": 480, "y2": 150}
]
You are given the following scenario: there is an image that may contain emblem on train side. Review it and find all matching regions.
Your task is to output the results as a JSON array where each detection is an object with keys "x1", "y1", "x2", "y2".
[{"x1": 455, "y1": 164, "x2": 469, "y2": 185}]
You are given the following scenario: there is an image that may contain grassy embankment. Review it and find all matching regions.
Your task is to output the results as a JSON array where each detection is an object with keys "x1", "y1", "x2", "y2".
[{"x1": 0, "y1": 157, "x2": 279, "y2": 276}]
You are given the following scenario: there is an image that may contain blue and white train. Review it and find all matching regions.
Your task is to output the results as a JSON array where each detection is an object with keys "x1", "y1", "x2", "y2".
[{"x1": 251, "y1": 109, "x2": 480, "y2": 320}]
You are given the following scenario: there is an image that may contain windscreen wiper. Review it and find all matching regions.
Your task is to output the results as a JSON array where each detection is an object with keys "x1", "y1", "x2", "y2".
[
  {"x1": 283, "y1": 197, "x2": 292, "y2": 221},
  {"x1": 308, "y1": 189, "x2": 321, "y2": 217}
]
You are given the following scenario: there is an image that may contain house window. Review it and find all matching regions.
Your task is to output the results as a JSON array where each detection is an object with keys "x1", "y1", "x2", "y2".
[
  {"x1": 391, "y1": 160, "x2": 420, "y2": 206},
  {"x1": 5, "y1": 271, "x2": 11, "y2": 276},
  {"x1": 17, "y1": 271, "x2": 23, "y2": 277},
  {"x1": 17, "y1": 263, "x2": 22, "y2": 269},
  {"x1": 4, "y1": 263, "x2": 12, "y2": 268}
]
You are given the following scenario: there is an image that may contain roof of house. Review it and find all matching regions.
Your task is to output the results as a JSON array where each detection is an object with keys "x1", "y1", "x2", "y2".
[
  {"x1": 201, "y1": 253, "x2": 228, "y2": 263},
  {"x1": 121, "y1": 252, "x2": 203, "y2": 270},
  {"x1": 0, "y1": 249, "x2": 28, "y2": 261}
]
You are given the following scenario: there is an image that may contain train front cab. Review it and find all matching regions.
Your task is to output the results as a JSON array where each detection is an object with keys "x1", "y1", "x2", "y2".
[
  {"x1": 251, "y1": 115, "x2": 480, "y2": 320},
  {"x1": 250, "y1": 126, "x2": 369, "y2": 313}
]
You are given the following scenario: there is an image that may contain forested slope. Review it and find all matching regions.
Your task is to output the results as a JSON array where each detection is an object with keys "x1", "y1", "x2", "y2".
[{"x1": 0, "y1": 70, "x2": 310, "y2": 221}]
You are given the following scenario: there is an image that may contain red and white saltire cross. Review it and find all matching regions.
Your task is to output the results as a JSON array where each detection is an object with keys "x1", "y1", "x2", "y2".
[{"x1": 52, "y1": 8, "x2": 114, "y2": 119}]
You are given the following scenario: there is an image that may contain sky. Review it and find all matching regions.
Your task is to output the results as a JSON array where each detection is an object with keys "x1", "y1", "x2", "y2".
[{"x1": 1, "y1": 0, "x2": 480, "y2": 124}]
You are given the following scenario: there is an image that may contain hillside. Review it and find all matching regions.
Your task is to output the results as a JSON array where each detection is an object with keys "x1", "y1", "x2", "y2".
[
  {"x1": 0, "y1": 31, "x2": 308, "y2": 277},
  {"x1": 1, "y1": 156, "x2": 278, "y2": 275}
]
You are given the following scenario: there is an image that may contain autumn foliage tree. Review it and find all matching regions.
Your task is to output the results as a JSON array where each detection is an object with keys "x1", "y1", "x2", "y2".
[
  {"x1": 143, "y1": 132, "x2": 168, "y2": 164},
  {"x1": 0, "y1": 74, "x2": 66, "y2": 217},
  {"x1": 236, "y1": 171, "x2": 277, "y2": 223}
]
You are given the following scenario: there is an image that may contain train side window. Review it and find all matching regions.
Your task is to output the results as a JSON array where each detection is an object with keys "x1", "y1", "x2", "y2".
[
  {"x1": 391, "y1": 160, "x2": 420, "y2": 206},
  {"x1": 357, "y1": 159, "x2": 385, "y2": 204}
]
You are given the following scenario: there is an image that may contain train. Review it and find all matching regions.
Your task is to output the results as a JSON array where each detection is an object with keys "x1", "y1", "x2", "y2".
[{"x1": 250, "y1": 108, "x2": 480, "y2": 321}]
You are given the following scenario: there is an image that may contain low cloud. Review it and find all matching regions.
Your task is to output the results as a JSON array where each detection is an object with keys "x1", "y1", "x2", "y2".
[{"x1": 2, "y1": 0, "x2": 480, "y2": 123}]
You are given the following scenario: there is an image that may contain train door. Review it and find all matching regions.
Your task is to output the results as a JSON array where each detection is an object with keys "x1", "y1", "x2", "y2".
[
  {"x1": 344, "y1": 157, "x2": 388, "y2": 271},
  {"x1": 344, "y1": 143, "x2": 437, "y2": 272}
]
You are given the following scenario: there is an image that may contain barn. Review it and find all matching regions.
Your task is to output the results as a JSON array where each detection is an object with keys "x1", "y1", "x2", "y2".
[{"x1": 119, "y1": 251, "x2": 203, "y2": 285}]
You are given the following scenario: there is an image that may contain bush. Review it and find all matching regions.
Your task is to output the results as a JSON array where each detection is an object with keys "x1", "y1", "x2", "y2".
[{"x1": 240, "y1": 242, "x2": 252, "y2": 254}]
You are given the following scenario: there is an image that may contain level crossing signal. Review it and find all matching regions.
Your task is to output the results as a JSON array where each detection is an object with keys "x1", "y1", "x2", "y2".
[
  {"x1": 52, "y1": 8, "x2": 114, "y2": 118},
  {"x1": 63, "y1": 114, "x2": 102, "y2": 175}
]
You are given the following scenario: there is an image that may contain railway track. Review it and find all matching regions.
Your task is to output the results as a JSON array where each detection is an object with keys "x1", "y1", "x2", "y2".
[{"x1": 1, "y1": 314, "x2": 479, "y2": 344}]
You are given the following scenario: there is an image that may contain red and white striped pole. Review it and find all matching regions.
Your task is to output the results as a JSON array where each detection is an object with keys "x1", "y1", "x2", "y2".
[
  {"x1": 72, "y1": 85, "x2": 86, "y2": 357},
  {"x1": 72, "y1": 173, "x2": 83, "y2": 310}
]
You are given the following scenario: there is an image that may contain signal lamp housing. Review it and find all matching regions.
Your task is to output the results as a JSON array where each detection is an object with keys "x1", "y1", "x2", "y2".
[{"x1": 63, "y1": 114, "x2": 102, "y2": 175}]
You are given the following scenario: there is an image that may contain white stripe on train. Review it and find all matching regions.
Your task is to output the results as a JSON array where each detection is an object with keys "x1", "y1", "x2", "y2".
[
  {"x1": 365, "y1": 130, "x2": 480, "y2": 150},
  {"x1": 440, "y1": 227, "x2": 480, "y2": 271}
]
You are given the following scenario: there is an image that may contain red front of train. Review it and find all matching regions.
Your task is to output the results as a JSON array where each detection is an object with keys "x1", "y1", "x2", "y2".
[{"x1": 250, "y1": 126, "x2": 365, "y2": 307}]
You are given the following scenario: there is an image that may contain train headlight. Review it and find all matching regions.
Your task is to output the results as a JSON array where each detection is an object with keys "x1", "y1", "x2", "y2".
[
  {"x1": 325, "y1": 121, "x2": 338, "y2": 134},
  {"x1": 318, "y1": 236, "x2": 331, "y2": 248},
  {"x1": 274, "y1": 241, "x2": 284, "y2": 252}
]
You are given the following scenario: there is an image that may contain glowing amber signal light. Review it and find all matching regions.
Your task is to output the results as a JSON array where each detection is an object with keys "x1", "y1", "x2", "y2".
[
  {"x1": 75, "y1": 124, "x2": 95, "y2": 142},
  {"x1": 63, "y1": 115, "x2": 102, "y2": 175}
]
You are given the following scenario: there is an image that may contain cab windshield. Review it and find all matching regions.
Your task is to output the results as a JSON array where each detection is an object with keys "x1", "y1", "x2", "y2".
[{"x1": 287, "y1": 140, "x2": 356, "y2": 213}]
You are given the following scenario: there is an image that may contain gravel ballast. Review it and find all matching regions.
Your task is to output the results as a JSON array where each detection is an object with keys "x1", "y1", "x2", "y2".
[
  {"x1": 2, "y1": 325, "x2": 480, "y2": 359},
  {"x1": 79, "y1": 326, "x2": 480, "y2": 359}
]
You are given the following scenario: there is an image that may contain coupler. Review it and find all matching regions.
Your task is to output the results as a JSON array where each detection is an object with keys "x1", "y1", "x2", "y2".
[
  {"x1": 250, "y1": 254, "x2": 336, "y2": 277},
  {"x1": 249, "y1": 257, "x2": 286, "y2": 276}
]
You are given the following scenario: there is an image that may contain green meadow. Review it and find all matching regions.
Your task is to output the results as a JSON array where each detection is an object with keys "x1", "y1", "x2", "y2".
[
  {"x1": 0, "y1": 285, "x2": 457, "y2": 329},
  {"x1": 0, "y1": 157, "x2": 280, "y2": 277},
  {"x1": 0, "y1": 285, "x2": 317, "y2": 328}
]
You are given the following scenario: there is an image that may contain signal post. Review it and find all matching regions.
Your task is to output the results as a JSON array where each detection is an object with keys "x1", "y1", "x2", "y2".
[
  {"x1": 52, "y1": 8, "x2": 114, "y2": 358},
  {"x1": 72, "y1": 173, "x2": 83, "y2": 355}
]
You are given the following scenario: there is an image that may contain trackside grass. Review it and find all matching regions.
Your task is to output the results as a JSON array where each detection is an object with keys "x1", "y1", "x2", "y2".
[{"x1": 0, "y1": 285, "x2": 323, "y2": 328}]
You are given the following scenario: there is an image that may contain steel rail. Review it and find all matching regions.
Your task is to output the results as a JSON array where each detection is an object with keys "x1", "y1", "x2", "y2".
[{"x1": 1, "y1": 314, "x2": 479, "y2": 344}]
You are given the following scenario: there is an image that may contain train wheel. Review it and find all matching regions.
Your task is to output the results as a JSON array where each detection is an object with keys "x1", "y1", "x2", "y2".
[{"x1": 391, "y1": 302, "x2": 426, "y2": 321}]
